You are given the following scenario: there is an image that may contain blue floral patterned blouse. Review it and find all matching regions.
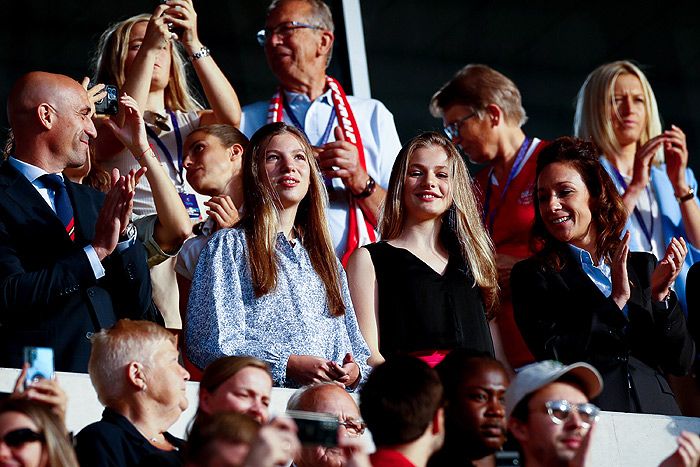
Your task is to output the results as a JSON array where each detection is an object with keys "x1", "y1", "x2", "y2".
[{"x1": 185, "y1": 227, "x2": 371, "y2": 389}]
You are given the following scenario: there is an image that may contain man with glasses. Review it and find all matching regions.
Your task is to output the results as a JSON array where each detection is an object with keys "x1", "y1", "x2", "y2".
[
  {"x1": 430, "y1": 65, "x2": 548, "y2": 373},
  {"x1": 287, "y1": 382, "x2": 368, "y2": 467},
  {"x1": 505, "y1": 360, "x2": 603, "y2": 467},
  {"x1": 241, "y1": 0, "x2": 402, "y2": 265}
]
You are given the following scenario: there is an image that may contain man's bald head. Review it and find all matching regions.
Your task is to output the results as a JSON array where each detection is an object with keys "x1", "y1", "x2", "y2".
[
  {"x1": 288, "y1": 383, "x2": 358, "y2": 413},
  {"x1": 288, "y1": 383, "x2": 362, "y2": 467},
  {"x1": 8, "y1": 72, "x2": 84, "y2": 130},
  {"x1": 7, "y1": 72, "x2": 95, "y2": 172}
]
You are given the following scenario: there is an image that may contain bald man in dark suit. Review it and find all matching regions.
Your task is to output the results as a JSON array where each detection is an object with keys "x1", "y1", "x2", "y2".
[{"x1": 0, "y1": 72, "x2": 161, "y2": 372}]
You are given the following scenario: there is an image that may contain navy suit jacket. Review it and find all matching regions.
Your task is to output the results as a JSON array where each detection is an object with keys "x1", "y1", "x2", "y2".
[
  {"x1": 0, "y1": 161, "x2": 162, "y2": 372},
  {"x1": 511, "y1": 250, "x2": 695, "y2": 415}
]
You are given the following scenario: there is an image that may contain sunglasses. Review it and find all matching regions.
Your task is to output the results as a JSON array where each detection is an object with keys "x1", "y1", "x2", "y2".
[
  {"x1": 545, "y1": 400, "x2": 600, "y2": 427},
  {"x1": 1, "y1": 428, "x2": 44, "y2": 447}
]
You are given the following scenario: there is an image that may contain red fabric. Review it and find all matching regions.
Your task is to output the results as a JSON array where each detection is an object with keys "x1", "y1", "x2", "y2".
[
  {"x1": 267, "y1": 77, "x2": 376, "y2": 266},
  {"x1": 410, "y1": 350, "x2": 450, "y2": 368},
  {"x1": 475, "y1": 140, "x2": 547, "y2": 368},
  {"x1": 370, "y1": 449, "x2": 416, "y2": 467}
]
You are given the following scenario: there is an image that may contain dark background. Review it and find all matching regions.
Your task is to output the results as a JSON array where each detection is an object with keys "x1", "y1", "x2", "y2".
[{"x1": 2, "y1": 1, "x2": 699, "y2": 170}]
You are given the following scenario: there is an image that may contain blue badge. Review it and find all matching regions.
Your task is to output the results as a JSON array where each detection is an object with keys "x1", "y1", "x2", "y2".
[{"x1": 179, "y1": 192, "x2": 201, "y2": 219}]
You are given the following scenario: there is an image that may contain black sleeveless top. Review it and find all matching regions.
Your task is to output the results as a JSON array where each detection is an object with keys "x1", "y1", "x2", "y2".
[{"x1": 364, "y1": 241, "x2": 494, "y2": 358}]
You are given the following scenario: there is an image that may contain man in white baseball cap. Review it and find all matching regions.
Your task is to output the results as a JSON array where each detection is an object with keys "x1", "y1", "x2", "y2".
[{"x1": 505, "y1": 360, "x2": 603, "y2": 467}]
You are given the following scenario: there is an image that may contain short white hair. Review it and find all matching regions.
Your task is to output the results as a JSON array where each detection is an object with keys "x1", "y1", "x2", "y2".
[{"x1": 88, "y1": 319, "x2": 174, "y2": 406}]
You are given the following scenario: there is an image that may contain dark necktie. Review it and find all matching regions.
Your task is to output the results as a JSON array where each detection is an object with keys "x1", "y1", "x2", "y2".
[{"x1": 40, "y1": 174, "x2": 75, "y2": 241}]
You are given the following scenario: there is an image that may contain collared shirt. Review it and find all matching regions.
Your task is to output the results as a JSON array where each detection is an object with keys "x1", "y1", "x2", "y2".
[
  {"x1": 185, "y1": 227, "x2": 371, "y2": 388},
  {"x1": 568, "y1": 244, "x2": 612, "y2": 297},
  {"x1": 241, "y1": 91, "x2": 402, "y2": 257},
  {"x1": 8, "y1": 157, "x2": 106, "y2": 279}
]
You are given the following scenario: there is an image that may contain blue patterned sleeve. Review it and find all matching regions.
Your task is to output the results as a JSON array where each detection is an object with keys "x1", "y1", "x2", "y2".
[
  {"x1": 337, "y1": 262, "x2": 372, "y2": 388},
  {"x1": 185, "y1": 230, "x2": 240, "y2": 369},
  {"x1": 185, "y1": 230, "x2": 294, "y2": 385}
]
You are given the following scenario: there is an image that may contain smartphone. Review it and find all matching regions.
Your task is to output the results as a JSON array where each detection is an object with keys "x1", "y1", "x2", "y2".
[
  {"x1": 495, "y1": 450, "x2": 521, "y2": 466},
  {"x1": 23, "y1": 347, "x2": 54, "y2": 389},
  {"x1": 93, "y1": 84, "x2": 119, "y2": 115},
  {"x1": 287, "y1": 410, "x2": 339, "y2": 447},
  {"x1": 158, "y1": 0, "x2": 184, "y2": 38}
]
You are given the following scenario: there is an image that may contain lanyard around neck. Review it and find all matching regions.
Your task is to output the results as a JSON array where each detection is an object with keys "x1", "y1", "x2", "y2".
[
  {"x1": 609, "y1": 166, "x2": 654, "y2": 248},
  {"x1": 482, "y1": 137, "x2": 531, "y2": 233},
  {"x1": 145, "y1": 111, "x2": 184, "y2": 186}
]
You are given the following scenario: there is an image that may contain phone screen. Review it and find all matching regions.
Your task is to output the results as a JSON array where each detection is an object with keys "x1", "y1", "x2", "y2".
[{"x1": 23, "y1": 347, "x2": 54, "y2": 388}]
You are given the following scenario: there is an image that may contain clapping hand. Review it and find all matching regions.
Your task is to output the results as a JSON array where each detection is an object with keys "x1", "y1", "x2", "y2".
[
  {"x1": 663, "y1": 125, "x2": 691, "y2": 196},
  {"x1": 651, "y1": 237, "x2": 687, "y2": 302},
  {"x1": 611, "y1": 232, "x2": 631, "y2": 311}
]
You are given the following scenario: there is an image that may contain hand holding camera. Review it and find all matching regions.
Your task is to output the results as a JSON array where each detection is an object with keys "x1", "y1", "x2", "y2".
[{"x1": 159, "y1": 0, "x2": 202, "y2": 54}]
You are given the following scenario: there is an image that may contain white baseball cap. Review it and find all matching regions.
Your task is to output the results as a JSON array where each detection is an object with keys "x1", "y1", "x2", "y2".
[{"x1": 505, "y1": 360, "x2": 603, "y2": 419}]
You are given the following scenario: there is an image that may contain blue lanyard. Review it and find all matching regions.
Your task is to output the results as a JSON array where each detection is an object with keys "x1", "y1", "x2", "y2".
[
  {"x1": 282, "y1": 96, "x2": 336, "y2": 146},
  {"x1": 482, "y1": 137, "x2": 531, "y2": 233},
  {"x1": 609, "y1": 167, "x2": 654, "y2": 248},
  {"x1": 145, "y1": 111, "x2": 184, "y2": 186}
]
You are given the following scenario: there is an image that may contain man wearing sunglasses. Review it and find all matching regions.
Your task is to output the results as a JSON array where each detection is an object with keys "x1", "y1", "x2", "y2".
[
  {"x1": 241, "y1": 0, "x2": 402, "y2": 265},
  {"x1": 505, "y1": 360, "x2": 603, "y2": 467}
]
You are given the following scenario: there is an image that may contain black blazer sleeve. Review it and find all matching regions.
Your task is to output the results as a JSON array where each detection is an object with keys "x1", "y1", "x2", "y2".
[
  {"x1": 511, "y1": 253, "x2": 694, "y2": 376},
  {"x1": 626, "y1": 252, "x2": 694, "y2": 376},
  {"x1": 102, "y1": 239, "x2": 163, "y2": 326}
]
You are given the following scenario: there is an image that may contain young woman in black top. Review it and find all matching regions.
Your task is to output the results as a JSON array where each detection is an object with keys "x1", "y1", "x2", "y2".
[{"x1": 347, "y1": 132, "x2": 499, "y2": 367}]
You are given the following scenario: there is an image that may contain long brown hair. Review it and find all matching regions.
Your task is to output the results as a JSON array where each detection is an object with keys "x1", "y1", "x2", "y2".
[
  {"x1": 240, "y1": 122, "x2": 345, "y2": 316},
  {"x1": 0, "y1": 399, "x2": 79, "y2": 467},
  {"x1": 381, "y1": 132, "x2": 499, "y2": 317},
  {"x1": 531, "y1": 137, "x2": 628, "y2": 270}
]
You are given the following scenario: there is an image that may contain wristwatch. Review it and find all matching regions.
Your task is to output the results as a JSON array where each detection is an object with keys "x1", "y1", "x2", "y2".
[
  {"x1": 119, "y1": 222, "x2": 137, "y2": 242},
  {"x1": 675, "y1": 187, "x2": 695, "y2": 203},
  {"x1": 353, "y1": 176, "x2": 376, "y2": 199}
]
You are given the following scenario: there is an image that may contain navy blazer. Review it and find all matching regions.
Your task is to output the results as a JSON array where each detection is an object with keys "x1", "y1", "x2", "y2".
[
  {"x1": 511, "y1": 250, "x2": 695, "y2": 415},
  {"x1": 0, "y1": 161, "x2": 162, "y2": 372}
]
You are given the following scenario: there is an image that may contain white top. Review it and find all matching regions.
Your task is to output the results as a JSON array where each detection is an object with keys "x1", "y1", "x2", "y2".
[{"x1": 97, "y1": 109, "x2": 209, "y2": 219}]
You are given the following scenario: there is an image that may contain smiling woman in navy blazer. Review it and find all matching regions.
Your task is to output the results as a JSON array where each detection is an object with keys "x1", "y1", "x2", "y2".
[{"x1": 511, "y1": 137, "x2": 694, "y2": 415}]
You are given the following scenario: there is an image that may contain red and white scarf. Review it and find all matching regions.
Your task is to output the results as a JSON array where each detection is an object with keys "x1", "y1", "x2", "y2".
[{"x1": 267, "y1": 76, "x2": 376, "y2": 265}]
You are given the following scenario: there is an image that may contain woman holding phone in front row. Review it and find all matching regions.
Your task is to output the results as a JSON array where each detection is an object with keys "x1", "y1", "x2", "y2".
[{"x1": 511, "y1": 137, "x2": 694, "y2": 415}]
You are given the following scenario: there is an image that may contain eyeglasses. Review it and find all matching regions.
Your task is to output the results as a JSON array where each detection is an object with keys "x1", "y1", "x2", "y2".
[
  {"x1": 545, "y1": 400, "x2": 600, "y2": 427},
  {"x1": 256, "y1": 21, "x2": 325, "y2": 46},
  {"x1": 339, "y1": 418, "x2": 366, "y2": 437},
  {"x1": 443, "y1": 112, "x2": 477, "y2": 140},
  {"x1": 1, "y1": 428, "x2": 44, "y2": 448}
]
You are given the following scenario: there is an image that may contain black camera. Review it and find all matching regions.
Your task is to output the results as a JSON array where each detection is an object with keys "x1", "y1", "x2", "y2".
[
  {"x1": 93, "y1": 84, "x2": 119, "y2": 116},
  {"x1": 287, "y1": 410, "x2": 340, "y2": 447}
]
